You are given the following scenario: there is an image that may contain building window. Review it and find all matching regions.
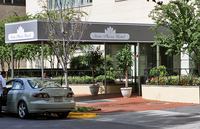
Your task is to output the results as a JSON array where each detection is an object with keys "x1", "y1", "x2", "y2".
[
  {"x1": 49, "y1": 0, "x2": 92, "y2": 10},
  {"x1": 80, "y1": 0, "x2": 92, "y2": 5},
  {"x1": 14, "y1": 0, "x2": 25, "y2": 4},
  {"x1": 0, "y1": 0, "x2": 25, "y2": 5}
]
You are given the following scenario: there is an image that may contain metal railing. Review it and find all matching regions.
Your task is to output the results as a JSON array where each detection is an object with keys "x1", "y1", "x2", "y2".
[
  {"x1": 4, "y1": 69, "x2": 136, "y2": 85},
  {"x1": 144, "y1": 68, "x2": 200, "y2": 86}
]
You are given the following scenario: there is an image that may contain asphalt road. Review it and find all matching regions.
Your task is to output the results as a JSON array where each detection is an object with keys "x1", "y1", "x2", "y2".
[
  {"x1": 91, "y1": 105, "x2": 200, "y2": 129},
  {"x1": 2, "y1": 105, "x2": 200, "y2": 129},
  {"x1": 0, "y1": 113, "x2": 152, "y2": 129}
]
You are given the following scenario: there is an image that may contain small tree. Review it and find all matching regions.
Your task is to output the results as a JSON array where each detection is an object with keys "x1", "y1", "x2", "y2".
[
  {"x1": 38, "y1": 0, "x2": 88, "y2": 87},
  {"x1": 85, "y1": 47, "x2": 103, "y2": 85},
  {"x1": 115, "y1": 44, "x2": 134, "y2": 88}
]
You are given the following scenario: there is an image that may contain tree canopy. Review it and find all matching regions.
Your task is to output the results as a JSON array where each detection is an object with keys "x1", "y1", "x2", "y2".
[{"x1": 149, "y1": 0, "x2": 200, "y2": 72}]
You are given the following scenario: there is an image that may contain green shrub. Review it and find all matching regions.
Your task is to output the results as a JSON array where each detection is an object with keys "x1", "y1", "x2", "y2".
[
  {"x1": 106, "y1": 67, "x2": 122, "y2": 78},
  {"x1": 150, "y1": 65, "x2": 168, "y2": 77},
  {"x1": 70, "y1": 56, "x2": 89, "y2": 70},
  {"x1": 74, "y1": 76, "x2": 84, "y2": 84},
  {"x1": 95, "y1": 75, "x2": 115, "y2": 83},
  {"x1": 67, "y1": 76, "x2": 92, "y2": 84},
  {"x1": 68, "y1": 76, "x2": 76, "y2": 84},
  {"x1": 60, "y1": 75, "x2": 116, "y2": 84},
  {"x1": 74, "y1": 106, "x2": 97, "y2": 112},
  {"x1": 70, "y1": 54, "x2": 114, "y2": 77},
  {"x1": 81, "y1": 76, "x2": 92, "y2": 84}
]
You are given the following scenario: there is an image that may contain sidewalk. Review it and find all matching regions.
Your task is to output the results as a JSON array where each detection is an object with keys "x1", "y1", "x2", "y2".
[{"x1": 74, "y1": 93, "x2": 198, "y2": 114}]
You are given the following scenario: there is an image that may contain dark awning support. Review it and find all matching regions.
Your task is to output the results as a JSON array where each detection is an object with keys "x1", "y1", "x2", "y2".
[
  {"x1": 41, "y1": 41, "x2": 44, "y2": 78},
  {"x1": 104, "y1": 42, "x2": 107, "y2": 94},
  {"x1": 137, "y1": 42, "x2": 141, "y2": 96},
  {"x1": 11, "y1": 44, "x2": 14, "y2": 78}
]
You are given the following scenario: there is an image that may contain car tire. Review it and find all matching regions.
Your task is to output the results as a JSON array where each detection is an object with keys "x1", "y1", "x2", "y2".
[
  {"x1": 57, "y1": 112, "x2": 69, "y2": 118},
  {"x1": 18, "y1": 101, "x2": 29, "y2": 119}
]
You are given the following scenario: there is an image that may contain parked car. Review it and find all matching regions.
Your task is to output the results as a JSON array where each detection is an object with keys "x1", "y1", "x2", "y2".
[{"x1": 2, "y1": 78, "x2": 75, "y2": 119}]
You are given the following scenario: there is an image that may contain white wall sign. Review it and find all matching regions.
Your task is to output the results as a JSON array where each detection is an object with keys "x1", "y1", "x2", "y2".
[
  {"x1": 90, "y1": 26, "x2": 130, "y2": 40},
  {"x1": 8, "y1": 26, "x2": 34, "y2": 40}
]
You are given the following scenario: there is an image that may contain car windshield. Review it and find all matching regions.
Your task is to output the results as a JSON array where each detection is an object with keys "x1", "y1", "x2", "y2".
[{"x1": 28, "y1": 79, "x2": 62, "y2": 89}]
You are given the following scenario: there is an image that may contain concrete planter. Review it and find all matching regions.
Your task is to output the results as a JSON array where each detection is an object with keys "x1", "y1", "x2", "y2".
[
  {"x1": 142, "y1": 84, "x2": 200, "y2": 104},
  {"x1": 89, "y1": 85, "x2": 100, "y2": 95},
  {"x1": 120, "y1": 87, "x2": 132, "y2": 98}
]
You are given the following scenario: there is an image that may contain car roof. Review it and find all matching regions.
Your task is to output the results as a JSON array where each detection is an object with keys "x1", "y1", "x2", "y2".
[{"x1": 7, "y1": 78, "x2": 52, "y2": 81}]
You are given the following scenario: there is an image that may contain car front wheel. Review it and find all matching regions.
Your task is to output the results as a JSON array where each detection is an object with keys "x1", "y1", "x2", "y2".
[{"x1": 18, "y1": 101, "x2": 29, "y2": 119}]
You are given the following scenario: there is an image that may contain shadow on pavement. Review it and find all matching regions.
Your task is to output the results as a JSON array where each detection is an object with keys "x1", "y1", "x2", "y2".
[{"x1": 74, "y1": 92, "x2": 139, "y2": 102}]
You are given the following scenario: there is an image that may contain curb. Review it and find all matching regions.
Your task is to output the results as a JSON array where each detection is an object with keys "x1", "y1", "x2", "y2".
[{"x1": 68, "y1": 112, "x2": 101, "y2": 119}]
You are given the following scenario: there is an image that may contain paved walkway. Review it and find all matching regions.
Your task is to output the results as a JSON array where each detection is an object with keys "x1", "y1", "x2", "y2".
[
  {"x1": 74, "y1": 93, "x2": 198, "y2": 114},
  {"x1": 74, "y1": 93, "x2": 200, "y2": 128}
]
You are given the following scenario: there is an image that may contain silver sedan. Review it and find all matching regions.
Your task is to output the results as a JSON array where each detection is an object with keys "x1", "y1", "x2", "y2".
[{"x1": 2, "y1": 78, "x2": 75, "y2": 119}]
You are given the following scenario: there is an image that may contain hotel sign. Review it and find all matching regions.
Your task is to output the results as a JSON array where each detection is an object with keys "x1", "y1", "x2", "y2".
[
  {"x1": 5, "y1": 20, "x2": 48, "y2": 43},
  {"x1": 8, "y1": 26, "x2": 34, "y2": 40},
  {"x1": 90, "y1": 26, "x2": 130, "y2": 40}
]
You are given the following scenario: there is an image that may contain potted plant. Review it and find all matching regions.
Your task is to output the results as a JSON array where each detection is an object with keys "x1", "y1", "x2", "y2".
[
  {"x1": 85, "y1": 46, "x2": 103, "y2": 95},
  {"x1": 115, "y1": 44, "x2": 134, "y2": 98}
]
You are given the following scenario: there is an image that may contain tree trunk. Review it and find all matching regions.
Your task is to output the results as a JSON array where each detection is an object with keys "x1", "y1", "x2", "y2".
[
  {"x1": 6, "y1": 61, "x2": 10, "y2": 71},
  {"x1": 1, "y1": 59, "x2": 4, "y2": 71},
  {"x1": 64, "y1": 70, "x2": 69, "y2": 88},
  {"x1": 92, "y1": 68, "x2": 94, "y2": 85},
  {"x1": 125, "y1": 68, "x2": 128, "y2": 88},
  {"x1": 198, "y1": 64, "x2": 200, "y2": 76},
  {"x1": 56, "y1": 55, "x2": 60, "y2": 77},
  {"x1": 18, "y1": 60, "x2": 20, "y2": 77}
]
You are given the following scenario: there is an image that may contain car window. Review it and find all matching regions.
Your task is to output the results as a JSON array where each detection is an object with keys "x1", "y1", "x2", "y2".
[
  {"x1": 12, "y1": 82, "x2": 24, "y2": 90},
  {"x1": 28, "y1": 79, "x2": 62, "y2": 89},
  {"x1": 6, "y1": 80, "x2": 15, "y2": 89}
]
